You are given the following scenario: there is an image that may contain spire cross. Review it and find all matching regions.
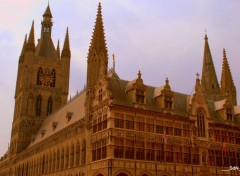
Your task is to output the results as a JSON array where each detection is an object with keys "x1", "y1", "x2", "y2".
[{"x1": 205, "y1": 28, "x2": 207, "y2": 35}]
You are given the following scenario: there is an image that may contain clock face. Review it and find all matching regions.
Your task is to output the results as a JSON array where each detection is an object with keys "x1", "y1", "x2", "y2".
[
  {"x1": 40, "y1": 73, "x2": 54, "y2": 86},
  {"x1": 39, "y1": 69, "x2": 55, "y2": 87}
]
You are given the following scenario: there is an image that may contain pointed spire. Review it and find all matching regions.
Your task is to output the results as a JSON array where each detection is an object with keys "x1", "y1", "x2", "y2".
[
  {"x1": 88, "y1": 3, "x2": 108, "y2": 56},
  {"x1": 221, "y1": 48, "x2": 236, "y2": 105},
  {"x1": 43, "y1": 3, "x2": 52, "y2": 18},
  {"x1": 86, "y1": 3, "x2": 108, "y2": 89},
  {"x1": 56, "y1": 39, "x2": 60, "y2": 58},
  {"x1": 27, "y1": 21, "x2": 35, "y2": 51},
  {"x1": 61, "y1": 27, "x2": 71, "y2": 58},
  {"x1": 20, "y1": 34, "x2": 27, "y2": 56},
  {"x1": 201, "y1": 33, "x2": 220, "y2": 100}
]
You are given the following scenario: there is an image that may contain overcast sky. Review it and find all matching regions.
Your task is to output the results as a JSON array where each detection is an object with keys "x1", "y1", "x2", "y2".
[{"x1": 0, "y1": 0, "x2": 240, "y2": 156}]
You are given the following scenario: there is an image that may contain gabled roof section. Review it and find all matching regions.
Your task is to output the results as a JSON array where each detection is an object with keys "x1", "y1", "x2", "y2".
[{"x1": 28, "y1": 91, "x2": 86, "y2": 147}]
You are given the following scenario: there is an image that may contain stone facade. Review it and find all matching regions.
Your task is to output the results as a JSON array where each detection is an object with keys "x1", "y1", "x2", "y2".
[{"x1": 0, "y1": 3, "x2": 240, "y2": 176}]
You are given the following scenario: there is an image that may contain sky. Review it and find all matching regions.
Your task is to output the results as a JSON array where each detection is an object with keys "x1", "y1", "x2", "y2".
[{"x1": 0, "y1": 0, "x2": 240, "y2": 156}]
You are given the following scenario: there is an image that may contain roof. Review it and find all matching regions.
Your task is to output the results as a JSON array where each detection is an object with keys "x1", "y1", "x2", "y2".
[{"x1": 28, "y1": 91, "x2": 86, "y2": 147}]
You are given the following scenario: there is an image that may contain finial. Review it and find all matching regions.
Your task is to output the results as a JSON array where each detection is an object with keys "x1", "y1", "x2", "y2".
[
  {"x1": 112, "y1": 53, "x2": 115, "y2": 71},
  {"x1": 204, "y1": 29, "x2": 208, "y2": 40},
  {"x1": 223, "y1": 48, "x2": 226, "y2": 58},
  {"x1": 138, "y1": 70, "x2": 142, "y2": 79},
  {"x1": 196, "y1": 72, "x2": 200, "y2": 79},
  {"x1": 165, "y1": 77, "x2": 169, "y2": 85}
]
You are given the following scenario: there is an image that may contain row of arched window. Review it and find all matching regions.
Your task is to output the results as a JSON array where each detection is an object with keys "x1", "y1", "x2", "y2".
[
  {"x1": 14, "y1": 141, "x2": 86, "y2": 176},
  {"x1": 36, "y1": 95, "x2": 53, "y2": 116}
]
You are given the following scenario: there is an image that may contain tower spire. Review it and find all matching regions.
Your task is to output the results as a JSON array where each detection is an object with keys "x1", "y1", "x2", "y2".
[
  {"x1": 201, "y1": 34, "x2": 220, "y2": 101},
  {"x1": 20, "y1": 34, "x2": 27, "y2": 58},
  {"x1": 86, "y1": 3, "x2": 108, "y2": 88},
  {"x1": 27, "y1": 21, "x2": 35, "y2": 51},
  {"x1": 61, "y1": 27, "x2": 71, "y2": 58},
  {"x1": 221, "y1": 48, "x2": 237, "y2": 105}
]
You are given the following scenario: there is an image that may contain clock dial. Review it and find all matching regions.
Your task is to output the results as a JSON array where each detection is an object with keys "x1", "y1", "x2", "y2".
[{"x1": 39, "y1": 73, "x2": 54, "y2": 86}]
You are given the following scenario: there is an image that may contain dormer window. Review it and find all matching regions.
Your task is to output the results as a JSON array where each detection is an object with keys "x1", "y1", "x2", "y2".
[
  {"x1": 52, "y1": 121, "x2": 58, "y2": 131},
  {"x1": 226, "y1": 108, "x2": 232, "y2": 121},
  {"x1": 136, "y1": 89, "x2": 144, "y2": 104},
  {"x1": 66, "y1": 112, "x2": 73, "y2": 122},
  {"x1": 41, "y1": 130, "x2": 46, "y2": 137},
  {"x1": 164, "y1": 96, "x2": 172, "y2": 109},
  {"x1": 99, "y1": 89, "x2": 103, "y2": 102}
]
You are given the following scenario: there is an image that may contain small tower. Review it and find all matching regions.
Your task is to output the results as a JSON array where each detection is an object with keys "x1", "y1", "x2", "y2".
[
  {"x1": 201, "y1": 34, "x2": 221, "y2": 101},
  {"x1": 85, "y1": 3, "x2": 108, "y2": 121},
  {"x1": 220, "y1": 49, "x2": 237, "y2": 105},
  {"x1": 9, "y1": 4, "x2": 71, "y2": 155}
]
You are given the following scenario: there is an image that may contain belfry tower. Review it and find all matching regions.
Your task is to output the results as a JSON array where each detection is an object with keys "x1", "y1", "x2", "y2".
[
  {"x1": 85, "y1": 3, "x2": 109, "y2": 120},
  {"x1": 201, "y1": 34, "x2": 221, "y2": 101},
  {"x1": 10, "y1": 4, "x2": 71, "y2": 154}
]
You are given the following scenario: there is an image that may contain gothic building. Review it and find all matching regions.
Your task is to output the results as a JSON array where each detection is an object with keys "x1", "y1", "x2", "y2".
[{"x1": 0, "y1": 3, "x2": 240, "y2": 176}]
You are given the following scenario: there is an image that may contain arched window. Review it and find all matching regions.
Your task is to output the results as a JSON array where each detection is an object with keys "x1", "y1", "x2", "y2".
[
  {"x1": 75, "y1": 142, "x2": 80, "y2": 166},
  {"x1": 47, "y1": 97, "x2": 53, "y2": 116},
  {"x1": 36, "y1": 95, "x2": 42, "y2": 116},
  {"x1": 81, "y1": 140, "x2": 86, "y2": 164},
  {"x1": 197, "y1": 108, "x2": 206, "y2": 137},
  {"x1": 50, "y1": 69, "x2": 56, "y2": 87},
  {"x1": 37, "y1": 67, "x2": 43, "y2": 85}
]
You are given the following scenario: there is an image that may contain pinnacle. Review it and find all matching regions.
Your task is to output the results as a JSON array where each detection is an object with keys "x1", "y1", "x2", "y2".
[
  {"x1": 88, "y1": 2, "x2": 108, "y2": 54},
  {"x1": 61, "y1": 27, "x2": 71, "y2": 57},
  {"x1": 27, "y1": 21, "x2": 35, "y2": 50},
  {"x1": 221, "y1": 48, "x2": 234, "y2": 87},
  {"x1": 20, "y1": 34, "x2": 27, "y2": 56},
  {"x1": 57, "y1": 39, "x2": 60, "y2": 58}
]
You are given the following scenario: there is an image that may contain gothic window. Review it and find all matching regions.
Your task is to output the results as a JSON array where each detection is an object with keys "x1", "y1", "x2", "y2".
[
  {"x1": 70, "y1": 144, "x2": 74, "y2": 167},
  {"x1": 136, "y1": 141, "x2": 145, "y2": 160},
  {"x1": 136, "y1": 89, "x2": 144, "y2": 103},
  {"x1": 46, "y1": 97, "x2": 53, "y2": 116},
  {"x1": 81, "y1": 140, "x2": 86, "y2": 164},
  {"x1": 26, "y1": 94, "x2": 34, "y2": 115},
  {"x1": 37, "y1": 67, "x2": 43, "y2": 85},
  {"x1": 226, "y1": 108, "x2": 233, "y2": 121},
  {"x1": 197, "y1": 108, "x2": 206, "y2": 137},
  {"x1": 50, "y1": 69, "x2": 56, "y2": 87},
  {"x1": 114, "y1": 138, "x2": 124, "y2": 158},
  {"x1": 65, "y1": 146, "x2": 69, "y2": 168},
  {"x1": 164, "y1": 96, "x2": 172, "y2": 109},
  {"x1": 125, "y1": 139, "x2": 134, "y2": 159},
  {"x1": 114, "y1": 113, "x2": 124, "y2": 128},
  {"x1": 146, "y1": 142, "x2": 155, "y2": 161},
  {"x1": 156, "y1": 143, "x2": 164, "y2": 162},
  {"x1": 75, "y1": 142, "x2": 80, "y2": 165},
  {"x1": 92, "y1": 139, "x2": 106, "y2": 161},
  {"x1": 98, "y1": 89, "x2": 103, "y2": 102},
  {"x1": 125, "y1": 115, "x2": 134, "y2": 130},
  {"x1": 36, "y1": 95, "x2": 42, "y2": 116}
]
